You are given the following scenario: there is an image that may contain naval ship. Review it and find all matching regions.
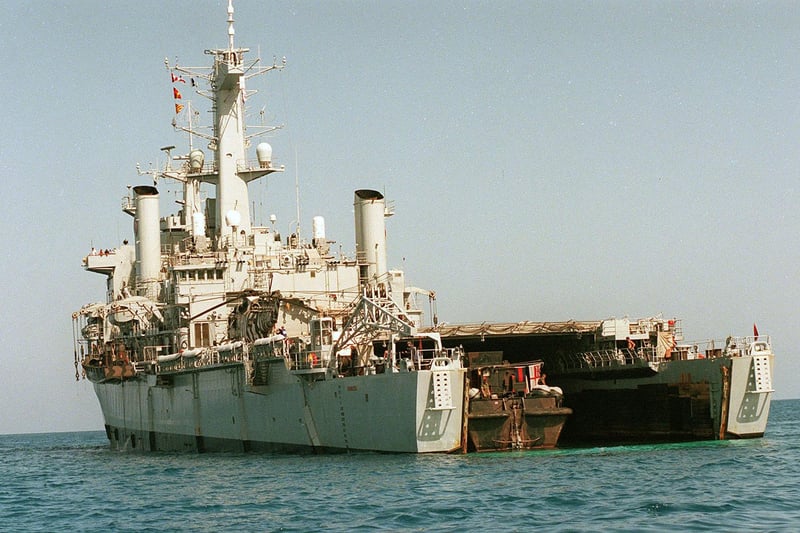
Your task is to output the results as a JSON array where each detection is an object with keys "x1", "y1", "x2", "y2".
[{"x1": 71, "y1": 2, "x2": 470, "y2": 453}]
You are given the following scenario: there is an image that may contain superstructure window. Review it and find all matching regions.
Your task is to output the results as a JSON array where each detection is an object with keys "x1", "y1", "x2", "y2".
[{"x1": 175, "y1": 268, "x2": 223, "y2": 283}]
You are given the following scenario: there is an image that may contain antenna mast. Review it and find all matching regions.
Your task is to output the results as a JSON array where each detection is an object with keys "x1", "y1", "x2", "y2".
[
  {"x1": 295, "y1": 149, "x2": 301, "y2": 238},
  {"x1": 227, "y1": 0, "x2": 236, "y2": 50}
]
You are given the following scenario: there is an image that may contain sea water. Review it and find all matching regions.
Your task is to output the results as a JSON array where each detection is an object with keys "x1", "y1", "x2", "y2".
[{"x1": 2, "y1": 399, "x2": 799, "y2": 532}]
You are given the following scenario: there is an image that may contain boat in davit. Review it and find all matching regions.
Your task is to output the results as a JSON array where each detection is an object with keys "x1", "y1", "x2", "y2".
[{"x1": 71, "y1": 2, "x2": 472, "y2": 453}]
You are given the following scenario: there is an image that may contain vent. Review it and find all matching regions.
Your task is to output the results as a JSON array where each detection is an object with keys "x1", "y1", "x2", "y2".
[
  {"x1": 751, "y1": 355, "x2": 774, "y2": 393},
  {"x1": 431, "y1": 371, "x2": 453, "y2": 410}
]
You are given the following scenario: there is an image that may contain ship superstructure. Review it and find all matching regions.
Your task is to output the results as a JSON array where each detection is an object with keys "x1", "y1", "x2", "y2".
[{"x1": 72, "y1": 2, "x2": 468, "y2": 453}]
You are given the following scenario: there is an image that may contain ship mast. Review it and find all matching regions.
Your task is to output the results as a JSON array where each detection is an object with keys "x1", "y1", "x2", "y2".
[
  {"x1": 161, "y1": 0, "x2": 284, "y2": 251},
  {"x1": 210, "y1": 0, "x2": 250, "y2": 245}
]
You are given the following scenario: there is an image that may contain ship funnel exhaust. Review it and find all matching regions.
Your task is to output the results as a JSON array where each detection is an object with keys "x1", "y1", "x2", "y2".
[
  {"x1": 133, "y1": 185, "x2": 161, "y2": 299},
  {"x1": 354, "y1": 189, "x2": 388, "y2": 283}
]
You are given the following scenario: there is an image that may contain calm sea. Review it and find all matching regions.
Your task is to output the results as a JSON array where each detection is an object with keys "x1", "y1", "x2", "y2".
[{"x1": 1, "y1": 399, "x2": 798, "y2": 532}]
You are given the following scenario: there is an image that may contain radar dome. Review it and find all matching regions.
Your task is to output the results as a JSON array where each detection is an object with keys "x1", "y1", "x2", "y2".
[
  {"x1": 256, "y1": 142, "x2": 272, "y2": 168},
  {"x1": 189, "y1": 149, "x2": 205, "y2": 173},
  {"x1": 312, "y1": 216, "x2": 326, "y2": 240},
  {"x1": 225, "y1": 209, "x2": 242, "y2": 228}
]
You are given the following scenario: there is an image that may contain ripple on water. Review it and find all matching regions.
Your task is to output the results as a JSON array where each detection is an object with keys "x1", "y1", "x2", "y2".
[{"x1": 2, "y1": 401, "x2": 800, "y2": 532}]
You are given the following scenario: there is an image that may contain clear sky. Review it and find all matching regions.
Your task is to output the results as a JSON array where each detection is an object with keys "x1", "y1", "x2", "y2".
[{"x1": 2, "y1": 0, "x2": 798, "y2": 434}]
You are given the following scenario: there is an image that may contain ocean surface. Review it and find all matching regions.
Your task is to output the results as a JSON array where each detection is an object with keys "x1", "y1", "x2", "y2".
[{"x1": 2, "y1": 400, "x2": 798, "y2": 532}]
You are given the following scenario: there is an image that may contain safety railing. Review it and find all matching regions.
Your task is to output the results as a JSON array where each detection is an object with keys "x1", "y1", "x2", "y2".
[
  {"x1": 153, "y1": 342, "x2": 251, "y2": 373},
  {"x1": 723, "y1": 335, "x2": 772, "y2": 357},
  {"x1": 562, "y1": 347, "x2": 654, "y2": 371},
  {"x1": 398, "y1": 346, "x2": 463, "y2": 371},
  {"x1": 564, "y1": 336, "x2": 773, "y2": 371}
]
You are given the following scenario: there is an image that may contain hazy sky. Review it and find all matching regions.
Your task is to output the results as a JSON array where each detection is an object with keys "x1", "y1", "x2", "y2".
[{"x1": 2, "y1": 0, "x2": 798, "y2": 434}]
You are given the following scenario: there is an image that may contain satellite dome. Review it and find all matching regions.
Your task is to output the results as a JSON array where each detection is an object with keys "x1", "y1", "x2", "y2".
[
  {"x1": 225, "y1": 209, "x2": 242, "y2": 227},
  {"x1": 256, "y1": 142, "x2": 272, "y2": 168},
  {"x1": 189, "y1": 149, "x2": 205, "y2": 173}
]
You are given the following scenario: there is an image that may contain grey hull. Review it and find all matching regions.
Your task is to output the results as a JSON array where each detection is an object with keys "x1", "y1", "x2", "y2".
[{"x1": 94, "y1": 362, "x2": 467, "y2": 454}]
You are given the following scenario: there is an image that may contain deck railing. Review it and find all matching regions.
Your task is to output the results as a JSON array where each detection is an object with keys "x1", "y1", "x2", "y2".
[{"x1": 564, "y1": 336, "x2": 773, "y2": 371}]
